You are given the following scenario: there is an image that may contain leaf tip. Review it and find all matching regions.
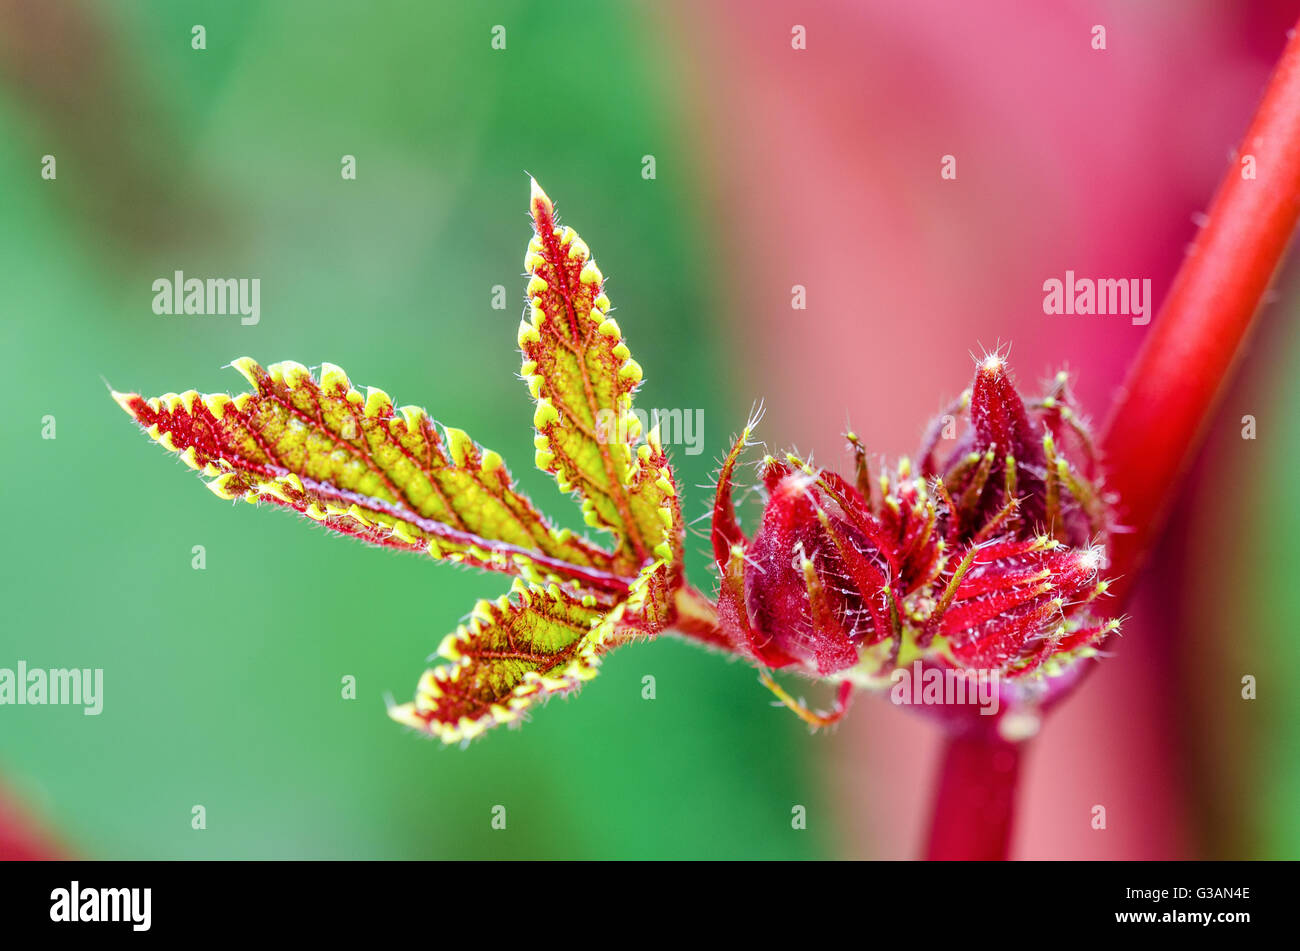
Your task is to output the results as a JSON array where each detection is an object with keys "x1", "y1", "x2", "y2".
[
  {"x1": 110, "y1": 389, "x2": 142, "y2": 419},
  {"x1": 387, "y1": 701, "x2": 429, "y2": 733},
  {"x1": 529, "y1": 176, "x2": 553, "y2": 219}
]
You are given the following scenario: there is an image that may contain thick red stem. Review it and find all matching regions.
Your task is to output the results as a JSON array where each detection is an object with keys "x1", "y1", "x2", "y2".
[
  {"x1": 1102, "y1": 18, "x2": 1300, "y2": 594},
  {"x1": 925, "y1": 19, "x2": 1300, "y2": 861},
  {"x1": 924, "y1": 730, "x2": 1021, "y2": 861}
]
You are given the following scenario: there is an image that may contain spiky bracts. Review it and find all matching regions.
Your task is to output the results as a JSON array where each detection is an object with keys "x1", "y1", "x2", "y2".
[{"x1": 709, "y1": 354, "x2": 1119, "y2": 697}]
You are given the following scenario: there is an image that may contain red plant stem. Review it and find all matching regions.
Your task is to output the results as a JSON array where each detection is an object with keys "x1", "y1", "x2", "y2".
[
  {"x1": 924, "y1": 729, "x2": 1021, "y2": 861},
  {"x1": 1102, "y1": 19, "x2": 1300, "y2": 594},
  {"x1": 925, "y1": 20, "x2": 1300, "y2": 861}
]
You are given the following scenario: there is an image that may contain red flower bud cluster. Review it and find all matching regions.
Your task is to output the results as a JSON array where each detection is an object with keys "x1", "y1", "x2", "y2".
[{"x1": 710, "y1": 355, "x2": 1119, "y2": 701}]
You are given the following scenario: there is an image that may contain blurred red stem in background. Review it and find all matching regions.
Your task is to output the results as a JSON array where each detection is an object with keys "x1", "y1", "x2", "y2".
[
  {"x1": 1101, "y1": 21, "x2": 1300, "y2": 595},
  {"x1": 0, "y1": 781, "x2": 67, "y2": 860},
  {"x1": 927, "y1": 18, "x2": 1300, "y2": 860}
]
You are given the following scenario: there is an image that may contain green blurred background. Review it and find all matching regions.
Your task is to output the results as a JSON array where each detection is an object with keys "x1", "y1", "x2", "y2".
[
  {"x1": 4, "y1": 0, "x2": 1299, "y2": 861},
  {"x1": 0, "y1": 1, "x2": 827, "y2": 859}
]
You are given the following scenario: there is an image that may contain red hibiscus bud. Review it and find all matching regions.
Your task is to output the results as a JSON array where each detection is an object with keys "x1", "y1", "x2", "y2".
[
  {"x1": 743, "y1": 471, "x2": 868, "y2": 675},
  {"x1": 970, "y1": 353, "x2": 1037, "y2": 464},
  {"x1": 710, "y1": 354, "x2": 1120, "y2": 725}
]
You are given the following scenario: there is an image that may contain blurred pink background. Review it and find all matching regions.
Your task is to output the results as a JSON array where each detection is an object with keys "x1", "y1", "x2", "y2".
[{"x1": 660, "y1": 0, "x2": 1298, "y2": 858}]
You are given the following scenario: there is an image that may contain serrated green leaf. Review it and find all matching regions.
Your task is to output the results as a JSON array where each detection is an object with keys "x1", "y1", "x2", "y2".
[
  {"x1": 389, "y1": 557, "x2": 676, "y2": 743},
  {"x1": 518, "y1": 179, "x2": 682, "y2": 574},
  {"x1": 112, "y1": 358, "x2": 624, "y2": 592}
]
